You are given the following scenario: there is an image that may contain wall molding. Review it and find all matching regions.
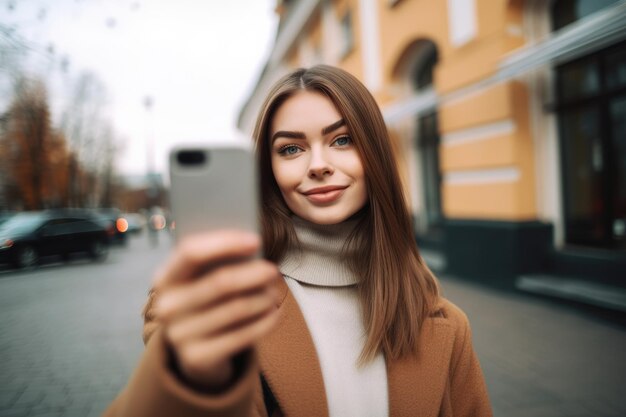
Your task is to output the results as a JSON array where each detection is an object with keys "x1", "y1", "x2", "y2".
[
  {"x1": 444, "y1": 167, "x2": 521, "y2": 185},
  {"x1": 384, "y1": 1, "x2": 626, "y2": 124},
  {"x1": 442, "y1": 119, "x2": 516, "y2": 146}
]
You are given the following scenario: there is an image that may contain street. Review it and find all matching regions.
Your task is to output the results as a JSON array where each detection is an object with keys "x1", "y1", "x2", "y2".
[
  {"x1": 1, "y1": 233, "x2": 625, "y2": 417},
  {"x1": 0, "y1": 233, "x2": 167, "y2": 417}
]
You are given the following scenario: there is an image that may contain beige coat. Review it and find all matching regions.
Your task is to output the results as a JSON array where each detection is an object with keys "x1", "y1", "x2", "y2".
[{"x1": 103, "y1": 278, "x2": 492, "y2": 417}]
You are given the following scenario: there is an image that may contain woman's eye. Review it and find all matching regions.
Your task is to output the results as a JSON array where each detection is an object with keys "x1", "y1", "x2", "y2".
[
  {"x1": 278, "y1": 145, "x2": 301, "y2": 155},
  {"x1": 333, "y1": 136, "x2": 352, "y2": 146}
]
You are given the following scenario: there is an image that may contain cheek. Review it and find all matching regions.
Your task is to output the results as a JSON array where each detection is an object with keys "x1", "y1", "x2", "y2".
[
  {"x1": 342, "y1": 151, "x2": 366, "y2": 181},
  {"x1": 271, "y1": 157, "x2": 301, "y2": 193},
  {"x1": 342, "y1": 151, "x2": 368, "y2": 200}
]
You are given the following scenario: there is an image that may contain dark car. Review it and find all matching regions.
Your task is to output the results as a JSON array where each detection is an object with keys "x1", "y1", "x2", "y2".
[
  {"x1": 94, "y1": 208, "x2": 128, "y2": 245},
  {"x1": 0, "y1": 211, "x2": 16, "y2": 226},
  {"x1": 0, "y1": 210, "x2": 110, "y2": 268}
]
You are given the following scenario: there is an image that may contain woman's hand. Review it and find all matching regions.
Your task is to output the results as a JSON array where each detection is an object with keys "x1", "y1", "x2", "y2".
[{"x1": 153, "y1": 230, "x2": 281, "y2": 391}]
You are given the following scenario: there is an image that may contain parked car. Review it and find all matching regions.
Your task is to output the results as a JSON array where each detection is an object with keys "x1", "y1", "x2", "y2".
[
  {"x1": 0, "y1": 211, "x2": 16, "y2": 226},
  {"x1": 0, "y1": 210, "x2": 110, "y2": 268},
  {"x1": 94, "y1": 208, "x2": 128, "y2": 245}
]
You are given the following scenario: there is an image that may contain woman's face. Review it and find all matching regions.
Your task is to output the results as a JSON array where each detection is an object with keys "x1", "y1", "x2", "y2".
[{"x1": 269, "y1": 91, "x2": 368, "y2": 225}]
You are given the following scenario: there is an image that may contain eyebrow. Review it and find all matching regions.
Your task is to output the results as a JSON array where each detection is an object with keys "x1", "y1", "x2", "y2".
[
  {"x1": 321, "y1": 119, "x2": 346, "y2": 135},
  {"x1": 271, "y1": 119, "x2": 346, "y2": 143}
]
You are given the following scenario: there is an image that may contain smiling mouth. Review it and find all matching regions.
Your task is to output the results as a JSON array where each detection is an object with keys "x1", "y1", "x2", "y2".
[{"x1": 302, "y1": 186, "x2": 348, "y2": 204}]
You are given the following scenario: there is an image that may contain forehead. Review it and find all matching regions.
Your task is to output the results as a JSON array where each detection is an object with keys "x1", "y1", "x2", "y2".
[{"x1": 270, "y1": 91, "x2": 343, "y2": 134}]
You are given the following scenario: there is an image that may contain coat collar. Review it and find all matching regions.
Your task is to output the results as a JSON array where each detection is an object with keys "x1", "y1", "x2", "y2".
[{"x1": 257, "y1": 278, "x2": 455, "y2": 417}]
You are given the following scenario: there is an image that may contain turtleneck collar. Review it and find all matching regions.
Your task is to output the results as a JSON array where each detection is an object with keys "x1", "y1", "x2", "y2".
[{"x1": 279, "y1": 216, "x2": 360, "y2": 287}]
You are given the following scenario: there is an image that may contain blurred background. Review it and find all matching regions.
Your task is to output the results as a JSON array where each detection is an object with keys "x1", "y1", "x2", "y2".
[{"x1": 1, "y1": 1, "x2": 625, "y2": 416}]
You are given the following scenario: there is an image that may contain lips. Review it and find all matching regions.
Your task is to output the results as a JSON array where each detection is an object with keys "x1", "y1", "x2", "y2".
[
  {"x1": 301, "y1": 185, "x2": 348, "y2": 204},
  {"x1": 302, "y1": 185, "x2": 348, "y2": 195}
]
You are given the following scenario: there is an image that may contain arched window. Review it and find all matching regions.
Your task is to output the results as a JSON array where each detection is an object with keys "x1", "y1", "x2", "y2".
[
  {"x1": 412, "y1": 45, "x2": 438, "y2": 91},
  {"x1": 390, "y1": 40, "x2": 442, "y2": 236}
]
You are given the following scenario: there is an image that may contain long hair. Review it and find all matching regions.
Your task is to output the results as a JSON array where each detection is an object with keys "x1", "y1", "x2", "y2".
[{"x1": 253, "y1": 65, "x2": 440, "y2": 363}]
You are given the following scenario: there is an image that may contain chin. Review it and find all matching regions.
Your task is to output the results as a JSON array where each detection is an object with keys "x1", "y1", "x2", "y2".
[{"x1": 300, "y1": 210, "x2": 356, "y2": 225}]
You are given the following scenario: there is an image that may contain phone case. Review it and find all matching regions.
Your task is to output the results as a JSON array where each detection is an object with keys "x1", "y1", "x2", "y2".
[{"x1": 169, "y1": 143, "x2": 258, "y2": 240}]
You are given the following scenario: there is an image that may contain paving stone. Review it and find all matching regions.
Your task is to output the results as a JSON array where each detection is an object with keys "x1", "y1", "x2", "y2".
[
  {"x1": 39, "y1": 389, "x2": 71, "y2": 409},
  {"x1": 12, "y1": 387, "x2": 43, "y2": 409},
  {"x1": 440, "y1": 275, "x2": 626, "y2": 417},
  {"x1": 0, "y1": 390, "x2": 22, "y2": 410},
  {"x1": 0, "y1": 408, "x2": 29, "y2": 417},
  {"x1": 1, "y1": 236, "x2": 625, "y2": 416}
]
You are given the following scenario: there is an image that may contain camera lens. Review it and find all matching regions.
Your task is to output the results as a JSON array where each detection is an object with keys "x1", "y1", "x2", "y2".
[{"x1": 177, "y1": 150, "x2": 207, "y2": 166}]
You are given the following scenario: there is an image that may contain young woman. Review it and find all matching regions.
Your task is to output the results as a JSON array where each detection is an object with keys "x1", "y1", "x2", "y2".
[{"x1": 104, "y1": 65, "x2": 492, "y2": 417}]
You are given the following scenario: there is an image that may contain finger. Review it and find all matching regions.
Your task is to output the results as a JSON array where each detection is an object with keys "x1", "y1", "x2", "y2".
[
  {"x1": 154, "y1": 230, "x2": 260, "y2": 288},
  {"x1": 165, "y1": 288, "x2": 276, "y2": 346},
  {"x1": 155, "y1": 259, "x2": 280, "y2": 320},
  {"x1": 177, "y1": 309, "x2": 280, "y2": 380}
]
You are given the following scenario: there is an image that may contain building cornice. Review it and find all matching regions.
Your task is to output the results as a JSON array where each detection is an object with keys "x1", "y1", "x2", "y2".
[
  {"x1": 384, "y1": 1, "x2": 626, "y2": 125},
  {"x1": 269, "y1": 0, "x2": 322, "y2": 67},
  {"x1": 498, "y1": 1, "x2": 626, "y2": 79},
  {"x1": 237, "y1": 0, "x2": 322, "y2": 133}
]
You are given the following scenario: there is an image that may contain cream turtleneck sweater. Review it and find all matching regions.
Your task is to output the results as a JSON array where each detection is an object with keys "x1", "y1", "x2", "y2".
[{"x1": 279, "y1": 216, "x2": 389, "y2": 417}]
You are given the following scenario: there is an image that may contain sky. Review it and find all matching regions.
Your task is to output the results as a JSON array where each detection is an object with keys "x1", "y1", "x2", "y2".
[{"x1": 0, "y1": 0, "x2": 278, "y2": 179}]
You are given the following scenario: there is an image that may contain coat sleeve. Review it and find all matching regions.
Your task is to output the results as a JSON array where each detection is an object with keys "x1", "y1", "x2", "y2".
[
  {"x1": 447, "y1": 307, "x2": 493, "y2": 417},
  {"x1": 101, "y1": 290, "x2": 262, "y2": 417}
]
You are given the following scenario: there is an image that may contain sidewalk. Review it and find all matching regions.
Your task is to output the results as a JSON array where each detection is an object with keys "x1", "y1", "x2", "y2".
[
  {"x1": 1, "y1": 236, "x2": 624, "y2": 417},
  {"x1": 440, "y1": 275, "x2": 626, "y2": 417}
]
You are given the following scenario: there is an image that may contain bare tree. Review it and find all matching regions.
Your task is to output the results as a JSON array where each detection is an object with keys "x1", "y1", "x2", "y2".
[
  {"x1": 1, "y1": 77, "x2": 56, "y2": 210},
  {"x1": 61, "y1": 71, "x2": 111, "y2": 207},
  {"x1": 1, "y1": 3, "x2": 124, "y2": 210},
  {"x1": 0, "y1": 23, "x2": 29, "y2": 73},
  {"x1": 93, "y1": 123, "x2": 121, "y2": 207}
]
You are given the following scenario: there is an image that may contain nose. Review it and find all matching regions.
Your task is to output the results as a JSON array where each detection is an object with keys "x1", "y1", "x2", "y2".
[{"x1": 307, "y1": 147, "x2": 334, "y2": 179}]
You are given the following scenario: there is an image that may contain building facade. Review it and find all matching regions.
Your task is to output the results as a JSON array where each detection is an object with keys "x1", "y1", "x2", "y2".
[{"x1": 238, "y1": 0, "x2": 626, "y2": 308}]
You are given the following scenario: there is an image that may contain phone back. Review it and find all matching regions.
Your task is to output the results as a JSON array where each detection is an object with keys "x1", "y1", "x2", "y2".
[{"x1": 169, "y1": 143, "x2": 258, "y2": 239}]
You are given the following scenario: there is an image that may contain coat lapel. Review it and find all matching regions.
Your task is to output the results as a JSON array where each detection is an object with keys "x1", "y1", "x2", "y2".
[
  {"x1": 258, "y1": 280, "x2": 456, "y2": 417},
  {"x1": 387, "y1": 316, "x2": 455, "y2": 417},
  {"x1": 257, "y1": 278, "x2": 329, "y2": 417}
]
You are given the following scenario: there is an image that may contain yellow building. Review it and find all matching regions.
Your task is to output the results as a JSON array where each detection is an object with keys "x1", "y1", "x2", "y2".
[{"x1": 238, "y1": 0, "x2": 626, "y2": 307}]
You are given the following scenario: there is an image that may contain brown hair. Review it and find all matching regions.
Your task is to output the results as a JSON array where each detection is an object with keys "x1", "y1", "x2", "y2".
[{"x1": 253, "y1": 65, "x2": 440, "y2": 362}]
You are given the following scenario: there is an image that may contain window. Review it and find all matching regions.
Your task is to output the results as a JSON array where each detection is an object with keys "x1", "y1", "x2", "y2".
[
  {"x1": 418, "y1": 111, "x2": 443, "y2": 231},
  {"x1": 554, "y1": 41, "x2": 626, "y2": 248},
  {"x1": 551, "y1": 0, "x2": 620, "y2": 30},
  {"x1": 413, "y1": 46, "x2": 438, "y2": 91},
  {"x1": 413, "y1": 43, "x2": 442, "y2": 233},
  {"x1": 340, "y1": 11, "x2": 354, "y2": 58}
]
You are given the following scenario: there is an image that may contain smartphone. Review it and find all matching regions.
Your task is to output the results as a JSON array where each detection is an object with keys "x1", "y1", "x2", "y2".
[{"x1": 168, "y1": 142, "x2": 259, "y2": 241}]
